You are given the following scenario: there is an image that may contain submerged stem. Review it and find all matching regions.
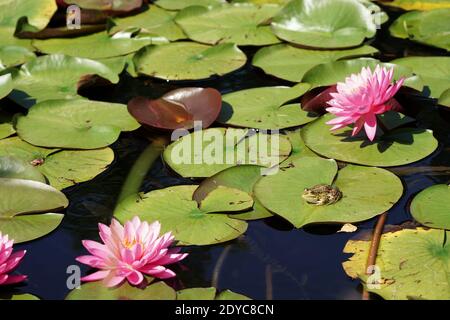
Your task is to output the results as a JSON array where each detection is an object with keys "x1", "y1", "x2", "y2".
[
  {"x1": 362, "y1": 212, "x2": 387, "y2": 300},
  {"x1": 115, "y1": 137, "x2": 168, "y2": 208}
]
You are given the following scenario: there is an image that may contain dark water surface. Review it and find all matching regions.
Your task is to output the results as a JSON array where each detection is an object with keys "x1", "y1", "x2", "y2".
[{"x1": 6, "y1": 6, "x2": 450, "y2": 300}]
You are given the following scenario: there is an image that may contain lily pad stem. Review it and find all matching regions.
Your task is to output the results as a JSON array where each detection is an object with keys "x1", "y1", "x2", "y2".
[
  {"x1": 115, "y1": 137, "x2": 168, "y2": 207},
  {"x1": 362, "y1": 212, "x2": 387, "y2": 300}
]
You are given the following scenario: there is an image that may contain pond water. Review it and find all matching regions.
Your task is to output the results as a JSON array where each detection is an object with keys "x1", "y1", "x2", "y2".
[{"x1": 5, "y1": 6, "x2": 450, "y2": 300}]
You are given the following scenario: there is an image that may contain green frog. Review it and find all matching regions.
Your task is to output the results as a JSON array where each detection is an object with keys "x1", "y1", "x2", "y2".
[{"x1": 302, "y1": 184, "x2": 342, "y2": 206}]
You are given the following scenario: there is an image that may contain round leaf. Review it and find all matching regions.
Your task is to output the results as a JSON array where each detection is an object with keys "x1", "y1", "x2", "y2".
[
  {"x1": 11, "y1": 54, "x2": 119, "y2": 105},
  {"x1": 174, "y1": 3, "x2": 281, "y2": 46},
  {"x1": 115, "y1": 185, "x2": 248, "y2": 246},
  {"x1": 163, "y1": 127, "x2": 292, "y2": 178},
  {"x1": 155, "y1": 0, "x2": 227, "y2": 10},
  {"x1": 380, "y1": 0, "x2": 450, "y2": 11},
  {"x1": 411, "y1": 184, "x2": 450, "y2": 230},
  {"x1": 0, "y1": 156, "x2": 46, "y2": 183},
  {"x1": 63, "y1": 0, "x2": 143, "y2": 11},
  {"x1": 301, "y1": 114, "x2": 438, "y2": 167},
  {"x1": 271, "y1": 0, "x2": 377, "y2": 48},
  {"x1": 0, "y1": 111, "x2": 15, "y2": 140},
  {"x1": 193, "y1": 165, "x2": 273, "y2": 220},
  {"x1": 128, "y1": 87, "x2": 222, "y2": 130},
  {"x1": 390, "y1": 9, "x2": 450, "y2": 51},
  {"x1": 109, "y1": 5, "x2": 186, "y2": 41},
  {"x1": 32, "y1": 31, "x2": 169, "y2": 60},
  {"x1": 65, "y1": 281, "x2": 176, "y2": 300},
  {"x1": 216, "y1": 290, "x2": 251, "y2": 300},
  {"x1": 16, "y1": 99, "x2": 140, "y2": 149},
  {"x1": 0, "y1": 46, "x2": 35, "y2": 67},
  {"x1": 218, "y1": 83, "x2": 316, "y2": 129},
  {"x1": 343, "y1": 227, "x2": 450, "y2": 300},
  {"x1": 177, "y1": 287, "x2": 217, "y2": 300},
  {"x1": 252, "y1": 44, "x2": 378, "y2": 82},
  {"x1": 254, "y1": 157, "x2": 403, "y2": 228},
  {"x1": 0, "y1": 73, "x2": 13, "y2": 100},
  {"x1": 134, "y1": 42, "x2": 247, "y2": 81}
]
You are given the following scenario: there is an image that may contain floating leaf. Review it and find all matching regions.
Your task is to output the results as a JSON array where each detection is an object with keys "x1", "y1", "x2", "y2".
[
  {"x1": 0, "y1": 293, "x2": 40, "y2": 300},
  {"x1": 115, "y1": 185, "x2": 249, "y2": 246},
  {"x1": 0, "y1": 46, "x2": 36, "y2": 67},
  {"x1": 0, "y1": 0, "x2": 56, "y2": 47},
  {"x1": 177, "y1": 287, "x2": 251, "y2": 300},
  {"x1": 390, "y1": 9, "x2": 450, "y2": 51},
  {"x1": 343, "y1": 227, "x2": 450, "y2": 300},
  {"x1": 133, "y1": 42, "x2": 247, "y2": 80},
  {"x1": 0, "y1": 156, "x2": 46, "y2": 183},
  {"x1": 0, "y1": 178, "x2": 67, "y2": 243},
  {"x1": 0, "y1": 73, "x2": 13, "y2": 100},
  {"x1": 62, "y1": 0, "x2": 143, "y2": 11},
  {"x1": 438, "y1": 88, "x2": 450, "y2": 107},
  {"x1": 252, "y1": 44, "x2": 378, "y2": 82},
  {"x1": 218, "y1": 83, "x2": 316, "y2": 129},
  {"x1": 155, "y1": 0, "x2": 227, "y2": 10},
  {"x1": 174, "y1": 3, "x2": 281, "y2": 46},
  {"x1": 33, "y1": 31, "x2": 169, "y2": 60},
  {"x1": 391, "y1": 56, "x2": 450, "y2": 99},
  {"x1": 16, "y1": 99, "x2": 140, "y2": 149},
  {"x1": 128, "y1": 87, "x2": 222, "y2": 130},
  {"x1": 65, "y1": 281, "x2": 176, "y2": 300},
  {"x1": 11, "y1": 54, "x2": 119, "y2": 106},
  {"x1": 163, "y1": 127, "x2": 292, "y2": 178},
  {"x1": 254, "y1": 157, "x2": 403, "y2": 228},
  {"x1": 301, "y1": 58, "x2": 417, "y2": 90},
  {"x1": 193, "y1": 165, "x2": 273, "y2": 220},
  {"x1": 0, "y1": 137, "x2": 114, "y2": 189},
  {"x1": 380, "y1": 0, "x2": 450, "y2": 11},
  {"x1": 216, "y1": 290, "x2": 252, "y2": 300},
  {"x1": 0, "y1": 111, "x2": 15, "y2": 140},
  {"x1": 301, "y1": 114, "x2": 438, "y2": 167},
  {"x1": 280, "y1": 129, "x2": 318, "y2": 166},
  {"x1": 410, "y1": 184, "x2": 450, "y2": 230},
  {"x1": 109, "y1": 5, "x2": 186, "y2": 41},
  {"x1": 271, "y1": 0, "x2": 378, "y2": 48}
]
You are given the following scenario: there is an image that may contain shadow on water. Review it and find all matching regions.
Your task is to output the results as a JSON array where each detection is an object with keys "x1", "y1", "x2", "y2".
[{"x1": 10, "y1": 6, "x2": 450, "y2": 300}]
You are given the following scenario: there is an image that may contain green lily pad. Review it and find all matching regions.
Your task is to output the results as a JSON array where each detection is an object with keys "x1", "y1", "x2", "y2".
[
  {"x1": 193, "y1": 165, "x2": 273, "y2": 220},
  {"x1": 379, "y1": 0, "x2": 450, "y2": 11},
  {"x1": 0, "y1": 177, "x2": 67, "y2": 243},
  {"x1": 0, "y1": 293, "x2": 40, "y2": 300},
  {"x1": 301, "y1": 58, "x2": 418, "y2": 90},
  {"x1": 65, "y1": 281, "x2": 176, "y2": 300},
  {"x1": 254, "y1": 157, "x2": 403, "y2": 228},
  {"x1": 280, "y1": 129, "x2": 318, "y2": 166},
  {"x1": 271, "y1": 0, "x2": 378, "y2": 49},
  {"x1": 218, "y1": 83, "x2": 316, "y2": 129},
  {"x1": 115, "y1": 185, "x2": 249, "y2": 246},
  {"x1": 16, "y1": 99, "x2": 140, "y2": 149},
  {"x1": 216, "y1": 289, "x2": 252, "y2": 300},
  {"x1": 64, "y1": 0, "x2": 143, "y2": 11},
  {"x1": 0, "y1": 73, "x2": 13, "y2": 100},
  {"x1": 301, "y1": 114, "x2": 438, "y2": 167},
  {"x1": 96, "y1": 54, "x2": 137, "y2": 76},
  {"x1": 134, "y1": 42, "x2": 247, "y2": 80},
  {"x1": 410, "y1": 184, "x2": 450, "y2": 230},
  {"x1": 390, "y1": 9, "x2": 450, "y2": 51},
  {"x1": 0, "y1": 0, "x2": 56, "y2": 47},
  {"x1": 0, "y1": 46, "x2": 36, "y2": 67},
  {"x1": 177, "y1": 287, "x2": 251, "y2": 300},
  {"x1": 391, "y1": 56, "x2": 450, "y2": 99},
  {"x1": 343, "y1": 227, "x2": 450, "y2": 300},
  {"x1": 109, "y1": 5, "x2": 186, "y2": 41},
  {"x1": 11, "y1": 54, "x2": 119, "y2": 106},
  {"x1": 163, "y1": 128, "x2": 292, "y2": 178},
  {"x1": 177, "y1": 287, "x2": 217, "y2": 300},
  {"x1": 0, "y1": 111, "x2": 15, "y2": 140},
  {"x1": 438, "y1": 88, "x2": 450, "y2": 107},
  {"x1": 155, "y1": 0, "x2": 227, "y2": 10},
  {"x1": 32, "y1": 30, "x2": 169, "y2": 60},
  {"x1": 174, "y1": 3, "x2": 281, "y2": 46},
  {"x1": 233, "y1": 0, "x2": 289, "y2": 4},
  {"x1": 252, "y1": 44, "x2": 378, "y2": 82},
  {"x1": 0, "y1": 156, "x2": 46, "y2": 183},
  {"x1": 0, "y1": 137, "x2": 114, "y2": 189}
]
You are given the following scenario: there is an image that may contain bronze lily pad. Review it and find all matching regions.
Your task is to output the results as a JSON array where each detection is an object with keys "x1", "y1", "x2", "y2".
[{"x1": 127, "y1": 87, "x2": 222, "y2": 130}]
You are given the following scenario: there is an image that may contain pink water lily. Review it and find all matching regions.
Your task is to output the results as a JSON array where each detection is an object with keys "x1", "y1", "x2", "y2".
[
  {"x1": 76, "y1": 217, "x2": 188, "y2": 287},
  {"x1": 326, "y1": 65, "x2": 405, "y2": 141},
  {"x1": 0, "y1": 232, "x2": 27, "y2": 286}
]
